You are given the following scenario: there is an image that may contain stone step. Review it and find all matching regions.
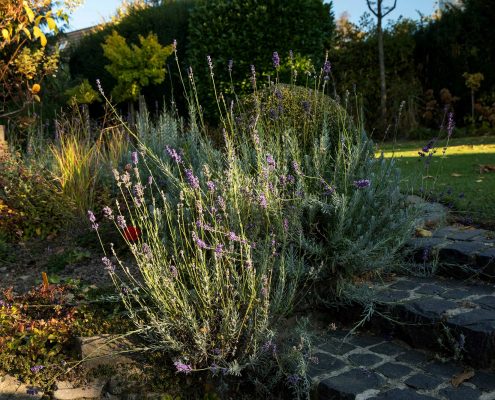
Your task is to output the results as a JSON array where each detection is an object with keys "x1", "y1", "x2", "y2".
[
  {"x1": 407, "y1": 225, "x2": 495, "y2": 280},
  {"x1": 310, "y1": 329, "x2": 495, "y2": 400},
  {"x1": 363, "y1": 276, "x2": 495, "y2": 370}
]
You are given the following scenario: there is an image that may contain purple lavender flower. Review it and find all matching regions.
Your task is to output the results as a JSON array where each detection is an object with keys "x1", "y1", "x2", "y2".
[
  {"x1": 27, "y1": 388, "x2": 39, "y2": 395},
  {"x1": 102, "y1": 257, "x2": 115, "y2": 272},
  {"x1": 228, "y1": 231, "x2": 239, "y2": 241},
  {"x1": 172, "y1": 39, "x2": 177, "y2": 51},
  {"x1": 170, "y1": 265, "x2": 178, "y2": 278},
  {"x1": 323, "y1": 60, "x2": 331, "y2": 75},
  {"x1": 321, "y1": 179, "x2": 335, "y2": 195},
  {"x1": 245, "y1": 259, "x2": 253, "y2": 269},
  {"x1": 287, "y1": 374, "x2": 301, "y2": 386},
  {"x1": 185, "y1": 169, "x2": 200, "y2": 190},
  {"x1": 283, "y1": 218, "x2": 289, "y2": 232},
  {"x1": 274, "y1": 88, "x2": 283, "y2": 99},
  {"x1": 422, "y1": 247, "x2": 430, "y2": 262},
  {"x1": 207, "y1": 181, "x2": 216, "y2": 192},
  {"x1": 174, "y1": 361, "x2": 192, "y2": 374},
  {"x1": 420, "y1": 138, "x2": 437, "y2": 155},
  {"x1": 215, "y1": 244, "x2": 224, "y2": 256},
  {"x1": 192, "y1": 232, "x2": 207, "y2": 249},
  {"x1": 148, "y1": 176, "x2": 153, "y2": 186},
  {"x1": 447, "y1": 112, "x2": 455, "y2": 138},
  {"x1": 266, "y1": 154, "x2": 276, "y2": 170},
  {"x1": 259, "y1": 193, "x2": 267, "y2": 209},
  {"x1": 103, "y1": 206, "x2": 113, "y2": 220},
  {"x1": 117, "y1": 215, "x2": 127, "y2": 230},
  {"x1": 207, "y1": 55, "x2": 213, "y2": 70},
  {"x1": 217, "y1": 196, "x2": 226, "y2": 211},
  {"x1": 87, "y1": 210, "x2": 99, "y2": 230},
  {"x1": 289, "y1": 49, "x2": 294, "y2": 62},
  {"x1": 134, "y1": 183, "x2": 144, "y2": 199},
  {"x1": 30, "y1": 365, "x2": 44, "y2": 373},
  {"x1": 210, "y1": 363, "x2": 220, "y2": 374},
  {"x1": 131, "y1": 151, "x2": 139, "y2": 165},
  {"x1": 165, "y1": 145, "x2": 183, "y2": 164},
  {"x1": 353, "y1": 179, "x2": 371, "y2": 189},
  {"x1": 272, "y1": 51, "x2": 280, "y2": 68},
  {"x1": 292, "y1": 161, "x2": 301, "y2": 175},
  {"x1": 228, "y1": 59, "x2": 233, "y2": 73}
]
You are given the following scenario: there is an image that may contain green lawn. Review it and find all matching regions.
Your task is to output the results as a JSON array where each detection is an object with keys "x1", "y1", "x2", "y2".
[{"x1": 377, "y1": 136, "x2": 495, "y2": 225}]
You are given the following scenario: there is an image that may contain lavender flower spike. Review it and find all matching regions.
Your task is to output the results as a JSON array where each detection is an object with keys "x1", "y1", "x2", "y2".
[
  {"x1": 102, "y1": 257, "x2": 115, "y2": 272},
  {"x1": 174, "y1": 361, "x2": 192, "y2": 374},
  {"x1": 185, "y1": 169, "x2": 200, "y2": 190},
  {"x1": 447, "y1": 112, "x2": 455, "y2": 138},
  {"x1": 87, "y1": 210, "x2": 99, "y2": 230},
  {"x1": 354, "y1": 179, "x2": 371, "y2": 189},
  {"x1": 30, "y1": 365, "x2": 44, "y2": 373},
  {"x1": 131, "y1": 151, "x2": 139, "y2": 165},
  {"x1": 272, "y1": 51, "x2": 280, "y2": 69}
]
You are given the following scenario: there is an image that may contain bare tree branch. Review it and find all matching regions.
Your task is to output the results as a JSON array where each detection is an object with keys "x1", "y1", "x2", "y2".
[
  {"x1": 366, "y1": 0, "x2": 379, "y2": 17},
  {"x1": 382, "y1": 0, "x2": 397, "y2": 17}
]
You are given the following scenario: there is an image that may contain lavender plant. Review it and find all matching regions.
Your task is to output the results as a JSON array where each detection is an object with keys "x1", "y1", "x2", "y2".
[{"x1": 89, "y1": 48, "x2": 417, "y2": 398}]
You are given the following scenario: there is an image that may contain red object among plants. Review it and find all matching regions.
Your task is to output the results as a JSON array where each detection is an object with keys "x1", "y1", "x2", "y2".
[{"x1": 123, "y1": 226, "x2": 141, "y2": 242}]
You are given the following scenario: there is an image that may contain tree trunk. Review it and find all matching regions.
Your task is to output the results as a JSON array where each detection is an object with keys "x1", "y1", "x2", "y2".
[{"x1": 377, "y1": 13, "x2": 387, "y2": 125}]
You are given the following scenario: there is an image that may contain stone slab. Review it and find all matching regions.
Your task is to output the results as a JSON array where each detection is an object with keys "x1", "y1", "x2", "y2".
[{"x1": 317, "y1": 369, "x2": 385, "y2": 399}]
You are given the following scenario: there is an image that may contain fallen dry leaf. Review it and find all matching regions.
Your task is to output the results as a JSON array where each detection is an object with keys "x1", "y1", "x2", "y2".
[
  {"x1": 415, "y1": 228, "x2": 433, "y2": 238},
  {"x1": 479, "y1": 164, "x2": 495, "y2": 174},
  {"x1": 451, "y1": 370, "x2": 475, "y2": 388}
]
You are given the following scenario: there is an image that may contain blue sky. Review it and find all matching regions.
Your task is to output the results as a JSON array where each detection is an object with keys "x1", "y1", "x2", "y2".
[{"x1": 68, "y1": 0, "x2": 437, "y2": 31}]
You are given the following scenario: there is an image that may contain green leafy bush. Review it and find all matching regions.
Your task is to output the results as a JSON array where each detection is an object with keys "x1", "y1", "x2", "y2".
[
  {"x1": 0, "y1": 154, "x2": 74, "y2": 240},
  {"x1": 69, "y1": 1, "x2": 193, "y2": 111},
  {"x1": 187, "y1": 0, "x2": 335, "y2": 116},
  {"x1": 0, "y1": 285, "x2": 77, "y2": 385}
]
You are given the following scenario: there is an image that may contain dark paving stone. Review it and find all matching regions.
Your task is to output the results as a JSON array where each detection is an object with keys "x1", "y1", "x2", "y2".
[
  {"x1": 370, "y1": 388, "x2": 437, "y2": 400},
  {"x1": 439, "y1": 241, "x2": 486, "y2": 264},
  {"x1": 389, "y1": 279, "x2": 422, "y2": 291},
  {"x1": 440, "y1": 289, "x2": 472, "y2": 300},
  {"x1": 404, "y1": 373, "x2": 443, "y2": 390},
  {"x1": 403, "y1": 298, "x2": 457, "y2": 319},
  {"x1": 439, "y1": 386, "x2": 481, "y2": 400},
  {"x1": 318, "y1": 369, "x2": 385, "y2": 400},
  {"x1": 469, "y1": 370, "x2": 495, "y2": 391},
  {"x1": 432, "y1": 226, "x2": 460, "y2": 238},
  {"x1": 347, "y1": 353, "x2": 383, "y2": 367},
  {"x1": 368, "y1": 342, "x2": 405, "y2": 356},
  {"x1": 474, "y1": 296, "x2": 495, "y2": 310},
  {"x1": 396, "y1": 350, "x2": 430, "y2": 364},
  {"x1": 476, "y1": 248, "x2": 495, "y2": 276},
  {"x1": 421, "y1": 361, "x2": 464, "y2": 378},
  {"x1": 406, "y1": 238, "x2": 449, "y2": 262},
  {"x1": 318, "y1": 339, "x2": 356, "y2": 356},
  {"x1": 348, "y1": 335, "x2": 385, "y2": 348},
  {"x1": 307, "y1": 352, "x2": 346, "y2": 377},
  {"x1": 434, "y1": 227, "x2": 487, "y2": 241},
  {"x1": 374, "y1": 290, "x2": 411, "y2": 303},
  {"x1": 374, "y1": 362, "x2": 412, "y2": 379},
  {"x1": 415, "y1": 284, "x2": 446, "y2": 296},
  {"x1": 448, "y1": 309, "x2": 495, "y2": 333}
]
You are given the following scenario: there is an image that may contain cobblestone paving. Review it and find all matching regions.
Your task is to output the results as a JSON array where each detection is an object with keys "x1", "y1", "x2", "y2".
[
  {"x1": 407, "y1": 225, "x2": 495, "y2": 279},
  {"x1": 367, "y1": 276, "x2": 495, "y2": 369},
  {"x1": 310, "y1": 329, "x2": 495, "y2": 400}
]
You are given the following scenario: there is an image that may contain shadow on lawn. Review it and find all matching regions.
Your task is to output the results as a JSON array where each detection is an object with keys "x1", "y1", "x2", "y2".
[{"x1": 395, "y1": 152, "x2": 495, "y2": 226}]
